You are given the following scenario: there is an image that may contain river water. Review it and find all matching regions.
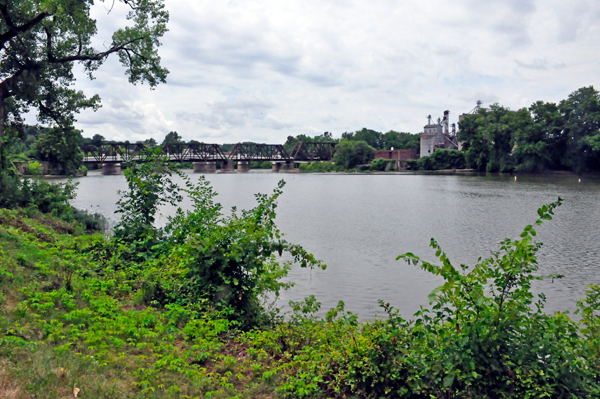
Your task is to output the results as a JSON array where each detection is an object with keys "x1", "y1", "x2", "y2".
[{"x1": 57, "y1": 170, "x2": 600, "y2": 319}]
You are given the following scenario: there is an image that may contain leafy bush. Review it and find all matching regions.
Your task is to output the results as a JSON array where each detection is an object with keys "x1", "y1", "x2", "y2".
[
  {"x1": 27, "y1": 161, "x2": 43, "y2": 175},
  {"x1": 112, "y1": 150, "x2": 183, "y2": 246},
  {"x1": 370, "y1": 158, "x2": 397, "y2": 171},
  {"x1": 71, "y1": 208, "x2": 107, "y2": 232},
  {"x1": 417, "y1": 148, "x2": 466, "y2": 170},
  {"x1": 250, "y1": 161, "x2": 273, "y2": 169},
  {"x1": 406, "y1": 159, "x2": 418, "y2": 170},
  {"x1": 299, "y1": 161, "x2": 343, "y2": 172},
  {"x1": 19, "y1": 178, "x2": 78, "y2": 216},
  {"x1": 110, "y1": 155, "x2": 325, "y2": 328},
  {"x1": 391, "y1": 197, "x2": 599, "y2": 397},
  {"x1": 273, "y1": 198, "x2": 600, "y2": 398},
  {"x1": 333, "y1": 140, "x2": 375, "y2": 169}
]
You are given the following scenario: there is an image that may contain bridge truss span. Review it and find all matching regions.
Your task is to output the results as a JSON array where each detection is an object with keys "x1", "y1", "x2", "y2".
[{"x1": 81, "y1": 141, "x2": 337, "y2": 164}]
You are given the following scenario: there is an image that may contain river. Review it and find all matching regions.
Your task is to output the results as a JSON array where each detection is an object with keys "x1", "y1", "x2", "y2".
[{"x1": 56, "y1": 170, "x2": 600, "y2": 319}]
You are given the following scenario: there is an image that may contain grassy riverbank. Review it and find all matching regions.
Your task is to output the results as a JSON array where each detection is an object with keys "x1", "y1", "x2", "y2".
[{"x1": 1, "y1": 164, "x2": 600, "y2": 398}]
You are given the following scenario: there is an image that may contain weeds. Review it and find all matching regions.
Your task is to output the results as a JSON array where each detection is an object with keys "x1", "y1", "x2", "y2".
[{"x1": 0, "y1": 174, "x2": 598, "y2": 398}]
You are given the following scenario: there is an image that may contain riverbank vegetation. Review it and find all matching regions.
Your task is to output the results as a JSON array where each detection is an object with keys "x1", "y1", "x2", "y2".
[
  {"x1": 407, "y1": 149, "x2": 466, "y2": 171},
  {"x1": 6, "y1": 85, "x2": 600, "y2": 176},
  {"x1": 1, "y1": 161, "x2": 599, "y2": 398},
  {"x1": 460, "y1": 86, "x2": 600, "y2": 174}
]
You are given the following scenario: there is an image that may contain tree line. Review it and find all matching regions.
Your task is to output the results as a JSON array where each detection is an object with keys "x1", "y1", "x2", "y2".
[
  {"x1": 283, "y1": 129, "x2": 420, "y2": 169},
  {"x1": 459, "y1": 86, "x2": 600, "y2": 173}
]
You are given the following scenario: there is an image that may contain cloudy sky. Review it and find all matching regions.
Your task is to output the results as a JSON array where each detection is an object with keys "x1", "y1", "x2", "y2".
[{"x1": 72, "y1": 0, "x2": 600, "y2": 143}]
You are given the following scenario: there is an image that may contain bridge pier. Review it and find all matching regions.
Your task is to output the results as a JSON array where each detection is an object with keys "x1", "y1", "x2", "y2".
[
  {"x1": 272, "y1": 162, "x2": 281, "y2": 172},
  {"x1": 237, "y1": 161, "x2": 249, "y2": 172},
  {"x1": 101, "y1": 163, "x2": 121, "y2": 175},
  {"x1": 279, "y1": 161, "x2": 299, "y2": 173},
  {"x1": 220, "y1": 160, "x2": 235, "y2": 173},
  {"x1": 193, "y1": 162, "x2": 216, "y2": 173}
]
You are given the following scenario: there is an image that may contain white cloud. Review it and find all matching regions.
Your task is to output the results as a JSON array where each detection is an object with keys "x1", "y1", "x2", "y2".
[{"x1": 71, "y1": 0, "x2": 600, "y2": 142}]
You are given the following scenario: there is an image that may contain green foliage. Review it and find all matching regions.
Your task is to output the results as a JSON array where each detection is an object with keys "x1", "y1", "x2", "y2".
[
  {"x1": 333, "y1": 140, "x2": 374, "y2": 169},
  {"x1": 33, "y1": 126, "x2": 84, "y2": 175},
  {"x1": 284, "y1": 130, "x2": 419, "y2": 153},
  {"x1": 342, "y1": 128, "x2": 420, "y2": 151},
  {"x1": 113, "y1": 150, "x2": 183, "y2": 246},
  {"x1": 416, "y1": 148, "x2": 466, "y2": 170},
  {"x1": 71, "y1": 208, "x2": 107, "y2": 232},
  {"x1": 111, "y1": 158, "x2": 325, "y2": 328},
  {"x1": 299, "y1": 161, "x2": 344, "y2": 172},
  {"x1": 0, "y1": 0, "x2": 168, "y2": 135},
  {"x1": 4, "y1": 125, "x2": 42, "y2": 161},
  {"x1": 559, "y1": 86, "x2": 600, "y2": 172},
  {"x1": 406, "y1": 159, "x2": 418, "y2": 170},
  {"x1": 0, "y1": 161, "x2": 78, "y2": 219},
  {"x1": 151, "y1": 180, "x2": 324, "y2": 328},
  {"x1": 284, "y1": 132, "x2": 337, "y2": 152},
  {"x1": 19, "y1": 178, "x2": 78, "y2": 216},
  {"x1": 460, "y1": 86, "x2": 600, "y2": 173},
  {"x1": 342, "y1": 128, "x2": 384, "y2": 148},
  {"x1": 392, "y1": 198, "x2": 598, "y2": 397},
  {"x1": 161, "y1": 131, "x2": 184, "y2": 147},
  {"x1": 250, "y1": 161, "x2": 273, "y2": 169},
  {"x1": 1, "y1": 184, "x2": 600, "y2": 397},
  {"x1": 458, "y1": 104, "x2": 518, "y2": 172},
  {"x1": 370, "y1": 158, "x2": 388, "y2": 171}
]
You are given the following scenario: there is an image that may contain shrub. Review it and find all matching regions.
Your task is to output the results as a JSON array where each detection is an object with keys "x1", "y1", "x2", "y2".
[
  {"x1": 111, "y1": 157, "x2": 325, "y2": 328},
  {"x1": 417, "y1": 148, "x2": 466, "y2": 170},
  {"x1": 392, "y1": 197, "x2": 599, "y2": 397},
  {"x1": 333, "y1": 140, "x2": 375, "y2": 169},
  {"x1": 277, "y1": 198, "x2": 600, "y2": 398},
  {"x1": 299, "y1": 161, "x2": 343, "y2": 172},
  {"x1": 71, "y1": 208, "x2": 108, "y2": 232},
  {"x1": 250, "y1": 161, "x2": 272, "y2": 169}
]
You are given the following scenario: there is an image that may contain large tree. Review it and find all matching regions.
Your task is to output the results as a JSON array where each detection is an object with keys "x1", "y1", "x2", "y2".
[
  {"x1": 559, "y1": 86, "x2": 600, "y2": 172},
  {"x1": 458, "y1": 104, "x2": 523, "y2": 172},
  {"x1": 0, "y1": 0, "x2": 169, "y2": 153},
  {"x1": 332, "y1": 139, "x2": 374, "y2": 169}
]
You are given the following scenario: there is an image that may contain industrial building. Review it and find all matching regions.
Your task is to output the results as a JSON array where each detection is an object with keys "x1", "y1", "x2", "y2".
[
  {"x1": 420, "y1": 110, "x2": 459, "y2": 157},
  {"x1": 420, "y1": 102, "x2": 482, "y2": 157}
]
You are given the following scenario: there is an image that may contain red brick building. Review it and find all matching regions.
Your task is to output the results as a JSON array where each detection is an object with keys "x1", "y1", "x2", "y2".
[{"x1": 373, "y1": 149, "x2": 418, "y2": 161}]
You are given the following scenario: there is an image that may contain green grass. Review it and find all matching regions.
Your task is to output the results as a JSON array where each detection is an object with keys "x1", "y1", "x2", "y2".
[
  {"x1": 1, "y1": 208, "x2": 599, "y2": 398},
  {"x1": 0, "y1": 210, "x2": 287, "y2": 398}
]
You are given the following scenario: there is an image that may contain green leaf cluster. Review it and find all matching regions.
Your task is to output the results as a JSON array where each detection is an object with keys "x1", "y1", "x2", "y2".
[
  {"x1": 110, "y1": 157, "x2": 325, "y2": 328},
  {"x1": 459, "y1": 86, "x2": 600, "y2": 173},
  {"x1": 414, "y1": 148, "x2": 466, "y2": 171},
  {"x1": 332, "y1": 139, "x2": 375, "y2": 169},
  {"x1": 1, "y1": 184, "x2": 600, "y2": 397}
]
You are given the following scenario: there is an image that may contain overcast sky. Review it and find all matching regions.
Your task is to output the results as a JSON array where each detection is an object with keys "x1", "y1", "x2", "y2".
[{"x1": 71, "y1": 0, "x2": 600, "y2": 143}]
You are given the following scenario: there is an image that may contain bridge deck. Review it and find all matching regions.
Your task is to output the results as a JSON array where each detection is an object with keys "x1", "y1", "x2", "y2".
[{"x1": 82, "y1": 142, "x2": 336, "y2": 164}]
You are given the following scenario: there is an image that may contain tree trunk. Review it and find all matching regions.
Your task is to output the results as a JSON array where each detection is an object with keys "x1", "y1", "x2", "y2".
[
  {"x1": 0, "y1": 87, "x2": 6, "y2": 169},
  {"x1": 0, "y1": 87, "x2": 5, "y2": 142}
]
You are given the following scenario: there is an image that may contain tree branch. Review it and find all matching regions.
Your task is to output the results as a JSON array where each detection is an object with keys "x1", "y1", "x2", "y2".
[
  {"x1": 37, "y1": 100, "x2": 63, "y2": 127},
  {"x1": 0, "y1": 4, "x2": 49, "y2": 50},
  {"x1": 48, "y1": 37, "x2": 145, "y2": 64}
]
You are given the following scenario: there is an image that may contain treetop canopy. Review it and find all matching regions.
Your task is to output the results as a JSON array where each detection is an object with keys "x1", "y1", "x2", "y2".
[{"x1": 0, "y1": 0, "x2": 169, "y2": 137}]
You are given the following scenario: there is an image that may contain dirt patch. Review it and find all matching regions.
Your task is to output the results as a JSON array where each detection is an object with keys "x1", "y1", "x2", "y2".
[
  {"x1": 0, "y1": 367, "x2": 20, "y2": 399},
  {"x1": 0, "y1": 215, "x2": 54, "y2": 243}
]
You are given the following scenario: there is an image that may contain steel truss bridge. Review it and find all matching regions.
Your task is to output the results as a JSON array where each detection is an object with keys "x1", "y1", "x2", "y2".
[{"x1": 81, "y1": 141, "x2": 336, "y2": 164}]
